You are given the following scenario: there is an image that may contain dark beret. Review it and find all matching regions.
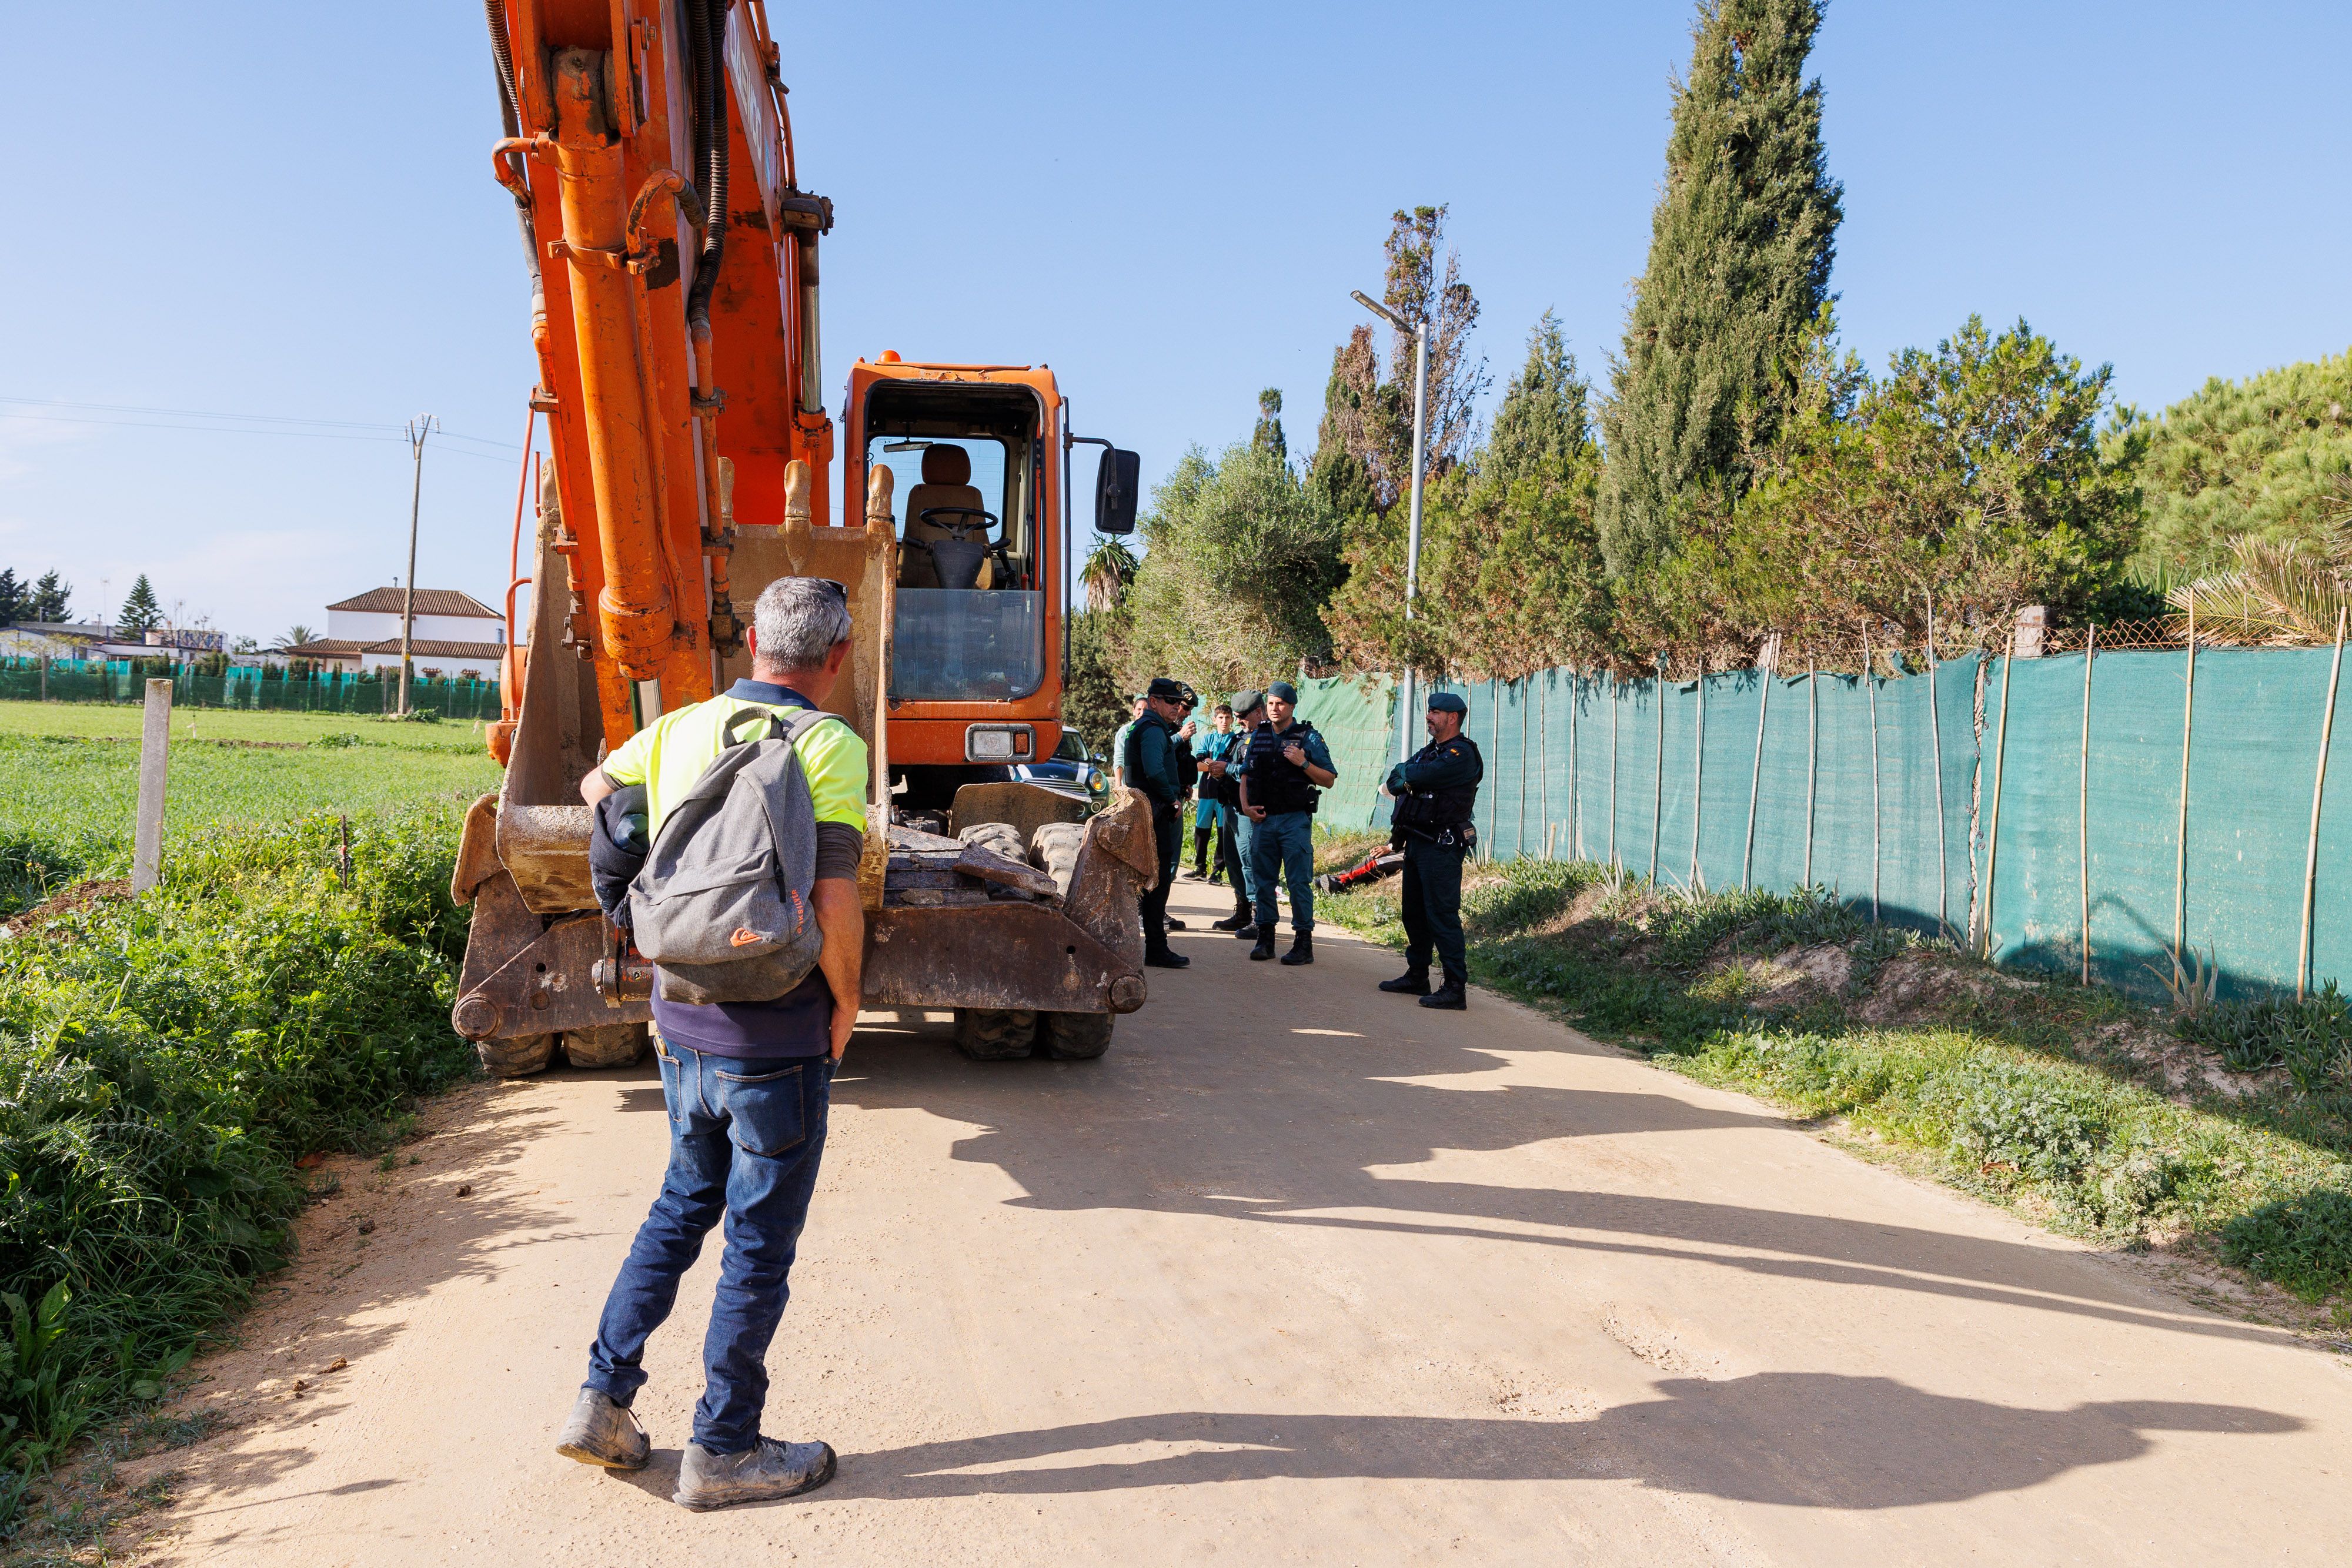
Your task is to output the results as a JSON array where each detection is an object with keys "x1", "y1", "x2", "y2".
[{"x1": 1427, "y1": 691, "x2": 1469, "y2": 715}]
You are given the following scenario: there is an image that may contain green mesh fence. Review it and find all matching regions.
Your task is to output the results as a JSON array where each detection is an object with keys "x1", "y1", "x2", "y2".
[
  {"x1": 1292, "y1": 674, "x2": 1395, "y2": 831},
  {"x1": 1396, "y1": 644, "x2": 2352, "y2": 1002},
  {"x1": 0, "y1": 658, "x2": 504, "y2": 720}
]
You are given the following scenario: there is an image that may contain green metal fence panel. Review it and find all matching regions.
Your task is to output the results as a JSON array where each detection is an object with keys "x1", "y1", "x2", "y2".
[{"x1": 0, "y1": 657, "x2": 504, "y2": 720}]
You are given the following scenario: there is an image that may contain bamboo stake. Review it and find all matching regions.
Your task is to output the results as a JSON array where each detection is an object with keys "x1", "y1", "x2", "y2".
[
  {"x1": 2298, "y1": 607, "x2": 2348, "y2": 999},
  {"x1": 1804, "y1": 658, "x2": 1819, "y2": 887},
  {"x1": 1982, "y1": 650, "x2": 2016, "y2": 959},
  {"x1": 1866, "y1": 628, "x2": 1882, "y2": 925},
  {"x1": 2174, "y1": 594, "x2": 2197, "y2": 954},
  {"x1": 1743, "y1": 651, "x2": 1772, "y2": 891},
  {"x1": 1651, "y1": 655, "x2": 1666, "y2": 883},
  {"x1": 1539, "y1": 672, "x2": 1551, "y2": 859},
  {"x1": 2079, "y1": 624, "x2": 2097, "y2": 985},
  {"x1": 1609, "y1": 674, "x2": 1620, "y2": 870},
  {"x1": 1569, "y1": 670, "x2": 1582, "y2": 861},
  {"x1": 1927, "y1": 603, "x2": 1947, "y2": 935},
  {"x1": 1518, "y1": 677, "x2": 1530, "y2": 860},
  {"x1": 1691, "y1": 656, "x2": 1706, "y2": 891}
]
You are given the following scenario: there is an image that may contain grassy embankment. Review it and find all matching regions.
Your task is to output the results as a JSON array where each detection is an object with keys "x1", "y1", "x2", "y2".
[
  {"x1": 0, "y1": 700, "x2": 495, "y2": 1538},
  {"x1": 1314, "y1": 831, "x2": 2352, "y2": 1321}
]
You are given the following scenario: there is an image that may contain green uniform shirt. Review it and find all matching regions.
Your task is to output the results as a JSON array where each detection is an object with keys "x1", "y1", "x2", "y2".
[{"x1": 599, "y1": 678, "x2": 868, "y2": 838}]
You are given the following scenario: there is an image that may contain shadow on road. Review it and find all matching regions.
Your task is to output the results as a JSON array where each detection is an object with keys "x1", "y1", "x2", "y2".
[
  {"x1": 833, "y1": 1005, "x2": 2288, "y2": 1349},
  {"x1": 820, "y1": 1375, "x2": 2297, "y2": 1507}
]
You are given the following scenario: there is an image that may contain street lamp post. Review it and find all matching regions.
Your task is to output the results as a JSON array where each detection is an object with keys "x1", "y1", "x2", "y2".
[{"x1": 1352, "y1": 291, "x2": 1429, "y2": 761}]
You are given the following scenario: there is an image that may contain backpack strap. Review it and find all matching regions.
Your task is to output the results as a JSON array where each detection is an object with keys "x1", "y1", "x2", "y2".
[{"x1": 723, "y1": 702, "x2": 848, "y2": 749}]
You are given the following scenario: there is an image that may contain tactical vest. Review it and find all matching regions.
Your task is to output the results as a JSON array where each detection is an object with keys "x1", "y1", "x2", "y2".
[
  {"x1": 1392, "y1": 735, "x2": 1483, "y2": 834},
  {"x1": 1122, "y1": 712, "x2": 1180, "y2": 807},
  {"x1": 1245, "y1": 721, "x2": 1322, "y2": 816}
]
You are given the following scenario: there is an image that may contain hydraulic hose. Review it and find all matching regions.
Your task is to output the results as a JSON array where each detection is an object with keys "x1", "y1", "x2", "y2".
[
  {"x1": 482, "y1": 0, "x2": 544, "y2": 313},
  {"x1": 683, "y1": 0, "x2": 729, "y2": 337}
]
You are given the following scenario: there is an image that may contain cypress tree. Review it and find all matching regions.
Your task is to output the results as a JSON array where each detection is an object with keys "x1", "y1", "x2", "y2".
[
  {"x1": 1598, "y1": 0, "x2": 1843, "y2": 578},
  {"x1": 0, "y1": 568, "x2": 21, "y2": 626},
  {"x1": 31, "y1": 571, "x2": 73, "y2": 623},
  {"x1": 1252, "y1": 388, "x2": 1288, "y2": 463},
  {"x1": 1486, "y1": 312, "x2": 1596, "y2": 487}
]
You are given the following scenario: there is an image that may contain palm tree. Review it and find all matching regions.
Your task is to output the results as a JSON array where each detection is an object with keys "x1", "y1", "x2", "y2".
[
  {"x1": 277, "y1": 624, "x2": 316, "y2": 650},
  {"x1": 1080, "y1": 535, "x2": 1138, "y2": 613},
  {"x1": 2171, "y1": 503, "x2": 2352, "y2": 645}
]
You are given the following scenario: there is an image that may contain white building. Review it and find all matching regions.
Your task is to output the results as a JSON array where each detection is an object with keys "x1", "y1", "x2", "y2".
[{"x1": 286, "y1": 587, "x2": 506, "y2": 678}]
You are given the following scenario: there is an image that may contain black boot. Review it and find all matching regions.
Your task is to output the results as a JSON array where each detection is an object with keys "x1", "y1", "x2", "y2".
[
  {"x1": 1166, "y1": 917, "x2": 1187, "y2": 932},
  {"x1": 1211, "y1": 908, "x2": 1253, "y2": 932},
  {"x1": 1280, "y1": 930, "x2": 1314, "y2": 966},
  {"x1": 1378, "y1": 966, "x2": 1431, "y2": 995},
  {"x1": 1420, "y1": 973, "x2": 1466, "y2": 1009},
  {"x1": 1248, "y1": 924, "x2": 1276, "y2": 961},
  {"x1": 1145, "y1": 942, "x2": 1191, "y2": 969}
]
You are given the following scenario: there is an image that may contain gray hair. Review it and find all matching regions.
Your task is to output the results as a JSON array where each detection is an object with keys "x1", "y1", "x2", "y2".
[{"x1": 751, "y1": 577, "x2": 853, "y2": 670}]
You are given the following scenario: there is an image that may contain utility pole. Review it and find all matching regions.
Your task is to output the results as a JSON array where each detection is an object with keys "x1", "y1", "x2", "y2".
[
  {"x1": 398, "y1": 414, "x2": 437, "y2": 714},
  {"x1": 1352, "y1": 290, "x2": 1430, "y2": 761}
]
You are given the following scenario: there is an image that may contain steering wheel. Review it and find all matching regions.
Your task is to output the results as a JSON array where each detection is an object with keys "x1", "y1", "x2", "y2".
[{"x1": 918, "y1": 506, "x2": 998, "y2": 542}]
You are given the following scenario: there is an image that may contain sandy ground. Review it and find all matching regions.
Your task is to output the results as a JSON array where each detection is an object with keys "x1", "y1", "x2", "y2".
[{"x1": 121, "y1": 878, "x2": 2352, "y2": 1565}]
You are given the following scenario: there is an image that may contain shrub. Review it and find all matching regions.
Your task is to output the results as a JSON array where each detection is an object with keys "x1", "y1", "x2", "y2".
[
  {"x1": 2221, "y1": 1189, "x2": 2352, "y2": 1302},
  {"x1": 0, "y1": 809, "x2": 473, "y2": 1498},
  {"x1": 1928, "y1": 1059, "x2": 2109, "y2": 1183}
]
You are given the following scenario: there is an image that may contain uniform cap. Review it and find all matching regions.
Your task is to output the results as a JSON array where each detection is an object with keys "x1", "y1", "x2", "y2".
[
  {"x1": 1426, "y1": 691, "x2": 1469, "y2": 715},
  {"x1": 1230, "y1": 688, "x2": 1264, "y2": 716},
  {"x1": 1267, "y1": 680, "x2": 1299, "y2": 703},
  {"x1": 1145, "y1": 676, "x2": 1188, "y2": 701}
]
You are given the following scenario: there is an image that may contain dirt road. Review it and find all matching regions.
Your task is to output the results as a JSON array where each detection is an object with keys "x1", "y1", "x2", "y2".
[{"x1": 128, "y1": 878, "x2": 2352, "y2": 1564}]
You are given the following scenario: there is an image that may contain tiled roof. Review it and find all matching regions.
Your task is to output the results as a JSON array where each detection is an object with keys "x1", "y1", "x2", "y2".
[
  {"x1": 325, "y1": 587, "x2": 502, "y2": 618},
  {"x1": 360, "y1": 639, "x2": 505, "y2": 660},
  {"x1": 281, "y1": 639, "x2": 365, "y2": 657}
]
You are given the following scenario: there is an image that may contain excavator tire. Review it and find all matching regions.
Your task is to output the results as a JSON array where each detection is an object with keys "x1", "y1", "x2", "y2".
[
  {"x1": 476, "y1": 1032, "x2": 557, "y2": 1079},
  {"x1": 562, "y1": 1022, "x2": 649, "y2": 1070},
  {"x1": 954, "y1": 1008, "x2": 1037, "y2": 1061},
  {"x1": 1030, "y1": 820, "x2": 1086, "y2": 899},
  {"x1": 1038, "y1": 1011, "x2": 1114, "y2": 1061}
]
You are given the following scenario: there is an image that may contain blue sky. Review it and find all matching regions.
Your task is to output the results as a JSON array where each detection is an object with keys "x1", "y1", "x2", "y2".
[{"x1": 5, "y1": 2, "x2": 2347, "y2": 642}]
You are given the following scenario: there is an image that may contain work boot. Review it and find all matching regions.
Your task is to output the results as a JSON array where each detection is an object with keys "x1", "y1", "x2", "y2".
[
  {"x1": 1144, "y1": 945, "x2": 1191, "y2": 969},
  {"x1": 1378, "y1": 966, "x2": 1431, "y2": 996},
  {"x1": 673, "y1": 1436, "x2": 837, "y2": 1512},
  {"x1": 1233, "y1": 918, "x2": 1262, "y2": 939},
  {"x1": 1421, "y1": 974, "x2": 1468, "y2": 1011},
  {"x1": 1211, "y1": 910, "x2": 1253, "y2": 932},
  {"x1": 1280, "y1": 930, "x2": 1314, "y2": 966},
  {"x1": 554, "y1": 1388, "x2": 649, "y2": 1471},
  {"x1": 1248, "y1": 924, "x2": 1276, "y2": 961},
  {"x1": 1166, "y1": 917, "x2": 1187, "y2": 932}
]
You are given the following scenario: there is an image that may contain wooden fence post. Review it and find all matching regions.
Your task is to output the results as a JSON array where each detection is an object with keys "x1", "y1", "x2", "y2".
[
  {"x1": 1538, "y1": 673, "x2": 1551, "y2": 859},
  {"x1": 1866, "y1": 628, "x2": 1882, "y2": 925},
  {"x1": 1609, "y1": 674, "x2": 1620, "y2": 868},
  {"x1": 1743, "y1": 644, "x2": 1773, "y2": 892},
  {"x1": 1569, "y1": 671, "x2": 1582, "y2": 861},
  {"x1": 1804, "y1": 659, "x2": 1819, "y2": 888},
  {"x1": 132, "y1": 678, "x2": 173, "y2": 893},
  {"x1": 1982, "y1": 651, "x2": 2016, "y2": 959},
  {"x1": 1927, "y1": 605, "x2": 1948, "y2": 936},
  {"x1": 2299, "y1": 608, "x2": 2348, "y2": 999},
  {"x1": 1650, "y1": 656, "x2": 1666, "y2": 884},
  {"x1": 1690, "y1": 657, "x2": 1707, "y2": 891},
  {"x1": 2174, "y1": 594, "x2": 2197, "y2": 955},
  {"x1": 1518, "y1": 677, "x2": 1530, "y2": 860},
  {"x1": 2079, "y1": 625, "x2": 2098, "y2": 985}
]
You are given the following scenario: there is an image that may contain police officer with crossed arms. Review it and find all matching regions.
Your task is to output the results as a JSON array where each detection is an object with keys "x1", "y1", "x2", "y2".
[{"x1": 1378, "y1": 690, "x2": 1484, "y2": 1010}]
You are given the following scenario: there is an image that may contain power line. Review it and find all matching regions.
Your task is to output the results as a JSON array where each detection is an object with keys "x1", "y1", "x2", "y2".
[{"x1": 0, "y1": 395, "x2": 525, "y2": 452}]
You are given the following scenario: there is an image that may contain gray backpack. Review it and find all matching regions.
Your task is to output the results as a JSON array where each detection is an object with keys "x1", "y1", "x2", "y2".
[{"x1": 628, "y1": 705, "x2": 840, "y2": 1006}]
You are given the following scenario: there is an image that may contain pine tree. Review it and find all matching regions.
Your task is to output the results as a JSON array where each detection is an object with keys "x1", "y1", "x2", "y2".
[
  {"x1": 1598, "y1": 0, "x2": 1843, "y2": 579},
  {"x1": 30, "y1": 571, "x2": 72, "y2": 623},
  {"x1": 118, "y1": 574, "x2": 162, "y2": 635},
  {"x1": 1252, "y1": 389, "x2": 1287, "y2": 463},
  {"x1": 0, "y1": 568, "x2": 21, "y2": 626}
]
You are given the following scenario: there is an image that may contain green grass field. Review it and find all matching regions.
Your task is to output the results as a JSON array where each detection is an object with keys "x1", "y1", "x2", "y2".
[{"x1": 0, "y1": 700, "x2": 503, "y2": 857}]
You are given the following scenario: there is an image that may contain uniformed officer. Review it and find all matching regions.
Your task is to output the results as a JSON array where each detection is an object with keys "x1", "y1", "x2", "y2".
[
  {"x1": 1236, "y1": 679, "x2": 1337, "y2": 965},
  {"x1": 1379, "y1": 690, "x2": 1484, "y2": 1009},
  {"x1": 1201, "y1": 690, "x2": 1262, "y2": 931},
  {"x1": 1123, "y1": 676, "x2": 1193, "y2": 968}
]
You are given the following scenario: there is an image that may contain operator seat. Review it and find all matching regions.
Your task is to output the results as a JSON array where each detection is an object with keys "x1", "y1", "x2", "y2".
[{"x1": 899, "y1": 444, "x2": 995, "y2": 589}]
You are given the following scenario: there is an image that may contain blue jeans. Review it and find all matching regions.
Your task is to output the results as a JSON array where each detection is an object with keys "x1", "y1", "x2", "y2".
[
  {"x1": 584, "y1": 1038, "x2": 834, "y2": 1453},
  {"x1": 1251, "y1": 810, "x2": 1315, "y2": 932}
]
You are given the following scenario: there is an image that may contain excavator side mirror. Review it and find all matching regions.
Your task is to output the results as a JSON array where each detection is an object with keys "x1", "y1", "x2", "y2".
[{"x1": 1094, "y1": 448, "x2": 1141, "y2": 536}]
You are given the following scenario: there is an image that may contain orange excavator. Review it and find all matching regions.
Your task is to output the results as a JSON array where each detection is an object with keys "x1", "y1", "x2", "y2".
[{"x1": 449, "y1": 0, "x2": 1155, "y2": 1074}]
